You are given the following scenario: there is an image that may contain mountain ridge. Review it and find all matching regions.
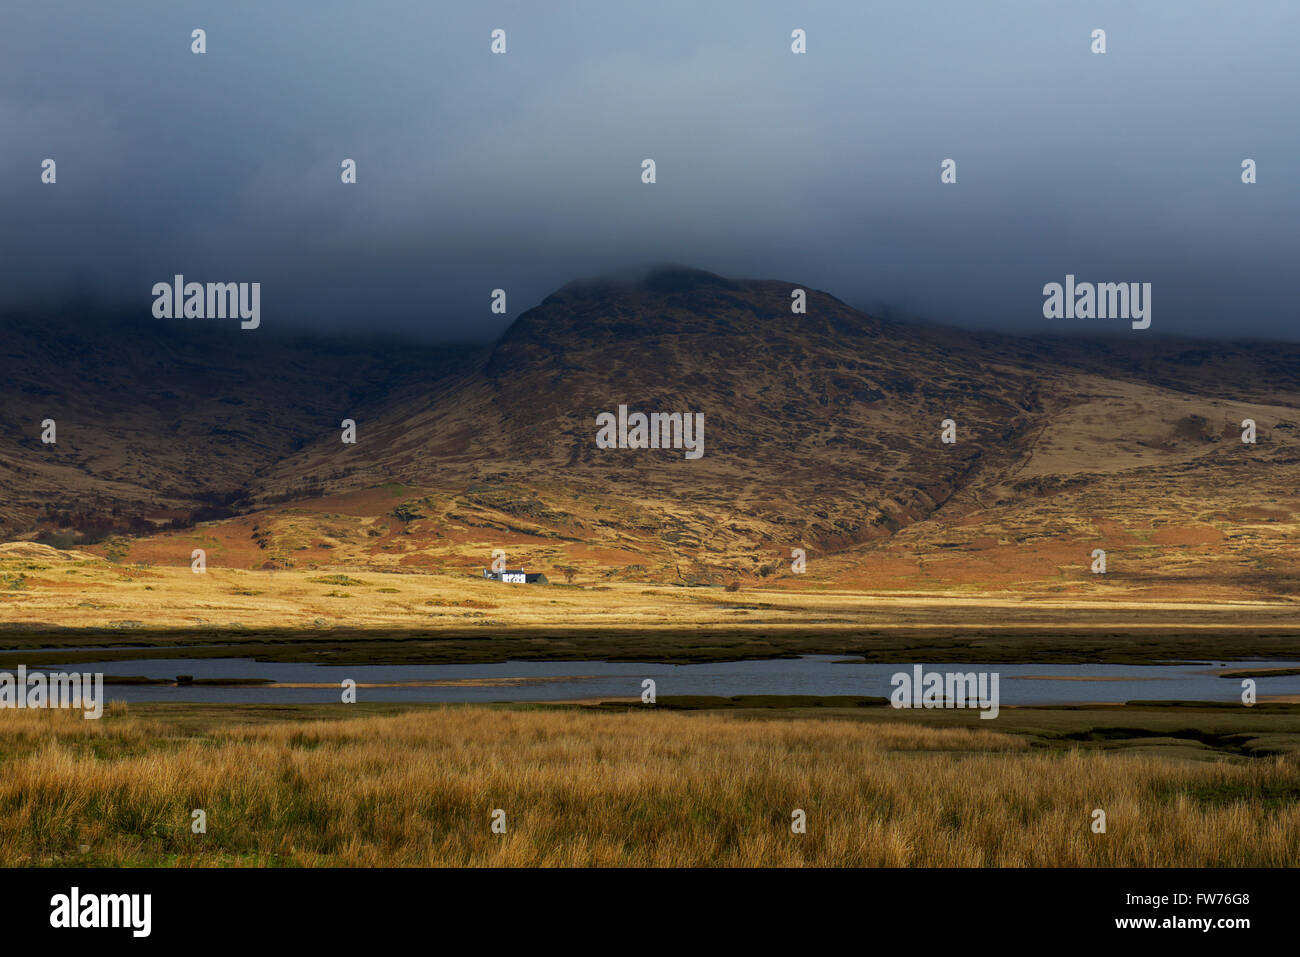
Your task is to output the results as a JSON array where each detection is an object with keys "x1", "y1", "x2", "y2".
[{"x1": 2, "y1": 270, "x2": 1299, "y2": 600}]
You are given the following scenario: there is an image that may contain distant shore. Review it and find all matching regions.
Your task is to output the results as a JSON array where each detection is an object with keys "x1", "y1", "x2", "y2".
[{"x1": 3, "y1": 620, "x2": 1300, "y2": 668}]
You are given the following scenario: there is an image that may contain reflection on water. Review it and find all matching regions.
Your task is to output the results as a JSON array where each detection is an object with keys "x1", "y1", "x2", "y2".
[{"x1": 1, "y1": 653, "x2": 1297, "y2": 705}]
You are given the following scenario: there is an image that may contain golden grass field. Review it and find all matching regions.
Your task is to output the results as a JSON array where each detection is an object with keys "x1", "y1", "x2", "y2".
[
  {"x1": 3, "y1": 703, "x2": 1298, "y2": 867},
  {"x1": 3, "y1": 540, "x2": 1298, "y2": 636},
  {"x1": 7, "y1": 537, "x2": 1300, "y2": 671}
]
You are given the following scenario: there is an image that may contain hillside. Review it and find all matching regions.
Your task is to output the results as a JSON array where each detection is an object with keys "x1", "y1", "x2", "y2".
[
  {"x1": 4, "y1": 268, "x2": 1300, "y2": 602},
  {"x1": 0, "y1": 308, "x2": 475, "y2": 535}
]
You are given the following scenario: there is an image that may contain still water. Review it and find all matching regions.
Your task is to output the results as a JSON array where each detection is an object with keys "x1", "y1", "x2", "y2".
[{"x1": 2, "y1": 653, "x2": 1297, "y2": 705}]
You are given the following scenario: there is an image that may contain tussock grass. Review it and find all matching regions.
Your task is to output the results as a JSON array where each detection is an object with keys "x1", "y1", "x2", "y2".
[{"x1": 1, "y1": 705, "x2": 1297, "y2": 866}]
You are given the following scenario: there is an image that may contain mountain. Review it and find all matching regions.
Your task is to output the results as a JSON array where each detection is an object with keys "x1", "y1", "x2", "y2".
[
  {"x1": 0, "y1": 308, "x2": 475, "y2": 534},
  {"x1": 4, "y1": 268, "x2": 1300, "y2": 600}
]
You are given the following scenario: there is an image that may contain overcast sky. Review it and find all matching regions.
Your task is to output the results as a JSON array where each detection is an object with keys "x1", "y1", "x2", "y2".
[{"x1": 2, "y1": 1, "x2": 1297, "y2": 341}]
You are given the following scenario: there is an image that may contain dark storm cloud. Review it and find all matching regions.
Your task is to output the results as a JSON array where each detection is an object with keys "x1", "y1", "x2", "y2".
[{"x1": 1, "y1": 0, "x2": 1297, "y2": 341}]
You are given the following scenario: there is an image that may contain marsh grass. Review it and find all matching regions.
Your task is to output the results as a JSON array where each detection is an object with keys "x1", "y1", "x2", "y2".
[{"x1": 1, "y1": 705, "x2": 1297, "y2": 867}]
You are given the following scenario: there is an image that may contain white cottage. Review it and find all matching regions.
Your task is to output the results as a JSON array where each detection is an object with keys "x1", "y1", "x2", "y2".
[{"x1": 482, "y1": 567, "x2": 549, "y2": 584}]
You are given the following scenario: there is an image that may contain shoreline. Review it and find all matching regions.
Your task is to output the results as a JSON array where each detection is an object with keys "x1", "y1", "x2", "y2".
[{"x1": 3, "y1": 626, "x2": 1300, "y2": 668}]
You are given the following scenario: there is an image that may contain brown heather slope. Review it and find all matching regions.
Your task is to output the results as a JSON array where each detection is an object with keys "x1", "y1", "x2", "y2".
[
  {"x1": 239, "y1": 267, "x2": 1300, "y2": 598},
  {"x1": 4, "y1": 268, "x2": 1300, "y2": 601},
  {"x1": 0, "y1": 309, "x2": 476, "y2": 535}
]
